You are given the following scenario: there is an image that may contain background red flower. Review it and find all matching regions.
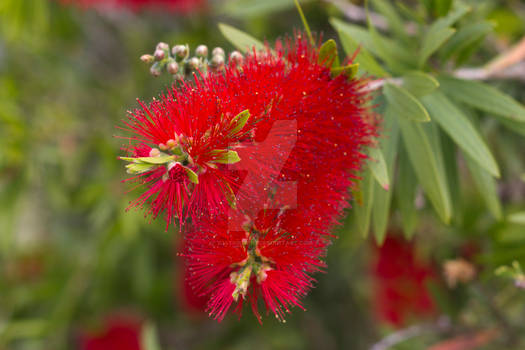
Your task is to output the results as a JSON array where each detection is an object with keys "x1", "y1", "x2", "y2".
[
  {"x1": 371, "y1": 235, "x2": 437, "y2": 327},
  {"x1": 79, "y1": 314, "x2": 143, "y2": 350}
]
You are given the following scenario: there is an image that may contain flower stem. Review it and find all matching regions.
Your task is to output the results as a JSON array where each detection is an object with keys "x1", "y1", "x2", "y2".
[{"x1": 294, "y1": 0, "x2": 315, "y2": 46}]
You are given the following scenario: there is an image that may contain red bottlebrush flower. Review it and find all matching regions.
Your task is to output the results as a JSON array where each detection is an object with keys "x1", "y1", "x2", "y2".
[
  {"x1": 60, "y1": 0, "x2": 205, "y2": 13},
  {"x1": 120, "y1": 34, "x2": 376, "y2": 228},
  {"x1": 183, "y1": 207, "x2": 329, "y2": 323},
  {"x1": 371, "y1": 235, "x2": 437, "y2": 327},
  {"x1": 79, "y1": 315, "x2": 142, "y2": 350}
]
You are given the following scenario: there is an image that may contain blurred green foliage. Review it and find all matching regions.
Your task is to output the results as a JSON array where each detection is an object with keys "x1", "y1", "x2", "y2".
[{"x1": 0, "y1": 0, "x2": 524, "y2": 349}]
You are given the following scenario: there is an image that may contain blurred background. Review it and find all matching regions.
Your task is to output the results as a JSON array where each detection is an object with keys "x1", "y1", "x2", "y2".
[{"x1": 1, "y1": 0, "x2": 525, "y2": 349}]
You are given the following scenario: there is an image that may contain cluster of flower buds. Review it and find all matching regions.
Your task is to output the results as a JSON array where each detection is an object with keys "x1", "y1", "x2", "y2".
[{"x1": 140, "y1": 42, "x2": 244, "y2": 80}]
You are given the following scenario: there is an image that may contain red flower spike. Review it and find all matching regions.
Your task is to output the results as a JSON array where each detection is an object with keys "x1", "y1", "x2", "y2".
[
  {"x1": 371, "y1": 235, "x2": 437, "y2": 327},
  {"x1": 120, "y1": 34, "x2": 377, "y2": 229},
  {"x1": 183, "y1": 208, "x2": 329, "y2": 323},
  {"x1": 79, "y1": 314, "x2": 142, "y2": 350}
]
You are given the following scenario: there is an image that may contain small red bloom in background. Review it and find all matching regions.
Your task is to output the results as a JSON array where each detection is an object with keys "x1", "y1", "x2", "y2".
[
  {"x1": 60, "y1": 0, "x2": 205, "y2": 13},
  {"x1": 79, "y1": 314, "x2": 143, "y2": 350},
  {"x1": 371, "y1": 235, "x2": 437, "y2": 327}
]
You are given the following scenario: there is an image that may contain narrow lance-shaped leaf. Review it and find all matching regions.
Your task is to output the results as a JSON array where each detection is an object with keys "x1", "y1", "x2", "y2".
[
  {"x1": 213, "y1": 150, "x2": 241, "y2": 164},
  {"x1": 384, "y1": 83, "x2": 431, "y2": 122},
  {"x1": 397, "y1": 145, "x2": 419, "y2": 238},
  {"x1": 126, "y1": 163, "x2": 156, "y2": 174},
  {"x1": 229, "y1": 109, "x2": 250, "y2": 135},
  {"x1": 370, "y1": 0, "x2": 406, "y2": 38},
  {"x1": 508, "y1": 212, "x2": 525, "y2": 225},
  {"x1": 218, "y1": 23, "x2": 265, "y2": 53},
  {"x1": 438, "y1": 76, "x2": 525, "y2": 122},
  {"x1": 184, "y1": 167, "x2": 199, "y2": 184},
  {"x1": 372, "y1": 108, "x2": 399, "y2": 244},
  {"x1": 398, "y1": 119, "x2": 452, "y2": 223},
  {"x1": 330, "y1": 18, "x2": 388, "y2": 77},
  {"x1": 422, "y1": 91, "x2": 500, "y2": 177},
  {"x1": 318, "y1": 39, "x2": 339, "y2": 68},
  {"x1": 402, "y1": 71, "x2": 439, "y2": 97},
  {"x1": 330, "y1": 18, "x2": 413, "y2": 62},
  {"x1": 331, "y1": 64, "x2": 359, "y2": 80},
  {"x1": 440, "y1": 21, "x2": 493, "y2": 63},
  {"x1": 120, "y1": 155, "x2": 175, "y2": 165},
  {"x1": 365, "y1": 4, "x2": 409, "y2": 72},
  {"x1": 369, "y1": 147, "x2": 389, "y2": 190},
  {"x1": 141, "y1": 322, "x2": 162, "y2": 350},
  {"x1": 354, "y1": 170, "x2": 375, "y2": 238},
  {"x1": 465, "y1": 154, "x2": 502, "y2": 220},
  {"x1": 439, "y1": 132, "x2": 460, "y2": 221},
  {"x1": 419, "y1": 26, "x2": 455, "y2": 67}
]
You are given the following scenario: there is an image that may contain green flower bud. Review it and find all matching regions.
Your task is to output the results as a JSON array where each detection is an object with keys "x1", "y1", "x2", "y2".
[
  {"x1": 154, "y1": 49, "x2": 165, "y2": 61},
  {"x1": 195, "y1": 45, "x2": 208, "y2": 58},
  {"x1": 211, "y1": 55, "x2": 225, "y2": 70},
  {"x1": 167, "y1": 61, "x2": 179, "y2": 75},
  {"x1": 149, "y1": 148, "x2": 161, "y2": 157},
  {"x1": 150, "y1": 62, "x2": 162, "y2": 77},
  {"x1": 172, "y1": 44, "x2": 189, "y2": 59},
  {"x1": 212, "y1": 47, "x2": 225, "y2": 58},
  {"x1": 229, "y1": 51, "x2": 244, "y2": 66},
  {"x1": 188, "y1": 57, "x2": 200, "y2": 70},
  {"x1": 156, "y1": 42, "x2": 169, "y2": 51},
  {"x1": 140, "y1": 54, "x2": 154, "y2": 64}
]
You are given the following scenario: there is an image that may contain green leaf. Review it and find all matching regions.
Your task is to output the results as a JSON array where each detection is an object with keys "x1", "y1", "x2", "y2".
[
  {"x1": 384, "y1": 83, "x2": 430, "y2": 122},
  {"x1": 398, "y1": 119, "x2": 452, "y2": 223},
  {"x1": 508, "y1": 212, "x2": 525, "y2": 225},
  {"x1": 218, "y1": 23, "x2": 265, "y2": 53},
  {"x1": 433, "y1": 2, "x2": 470, "y2": 29},
  {"x1": 419, "y1": 26, "x2": 455, "y2": 66},
  {"x1": 140, "y1": 322, "x2": 161, "y2": 350},
  {"x1": 440, "y1": 22, "x2": 493, "y2": 64},
  {"x1": 330, "y1": 19, "x2": 388, "y2": 77},
  {"x1": 184, "y1": 167, "x2": 199, "y2": 184},
  {"x1": 370, "y1": 0, "x2": 405, "y2": 38},
  {"x1": 402, "y1": 71, "x2": 439, "y2": 97},
  {"x1": 435, "y1": 0, "x2": 453, "y2": 16},
  {"x1": 126, "y1": 163, "x2": 155, "y2": 174},
  {"x1": 229, "y1": 109, "x2": 250, "y2": 135},
  {"x1": 318, "y1": 39, "x2": 339, "y2": 68},
  {"x1": 372, "y1": 109, "x2": 399, "y2": 244},
  {"x1": 440, "y1": 132, "x2": 460, "y2": 221},
  {"x1": 330, "y1": 64, "x2": 359, "y2": 80},
  {"x1": 397, "y1": 145, "x2": 419, "y2": 238},
  {"x1": 120, "y1": 155, "x2": 175, "y2": 165},
  {"x1": 422, "y1": 92, "x2": 500, "y2": 177},
  {"x1": 369, "y1": 147, "x2": 389, "y2": 190},
  {"x1": 438, "y1": 76, "x2": 525, "y2": 122},
  {"x1": 223, "y1": 182, "x2": 237, "y2": 209},
  {"x1": 331, "y1": 18, "x2": 414, "y2": 72},
  {"x1": 465, "y1": 154, "x2": 502, "y2": 220},
  {"x1": 366, "y1": 9, "x2": 411, "y2": 72},
  {"x1": 354, "y1": 170, "x2": 374, "y2": 238},
  {"x1": 499, "y1": 119, "x2": 525, "y2": 137},
  {"x1": 213, "y1": 150, "x2": 241, "y2": 164}
]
